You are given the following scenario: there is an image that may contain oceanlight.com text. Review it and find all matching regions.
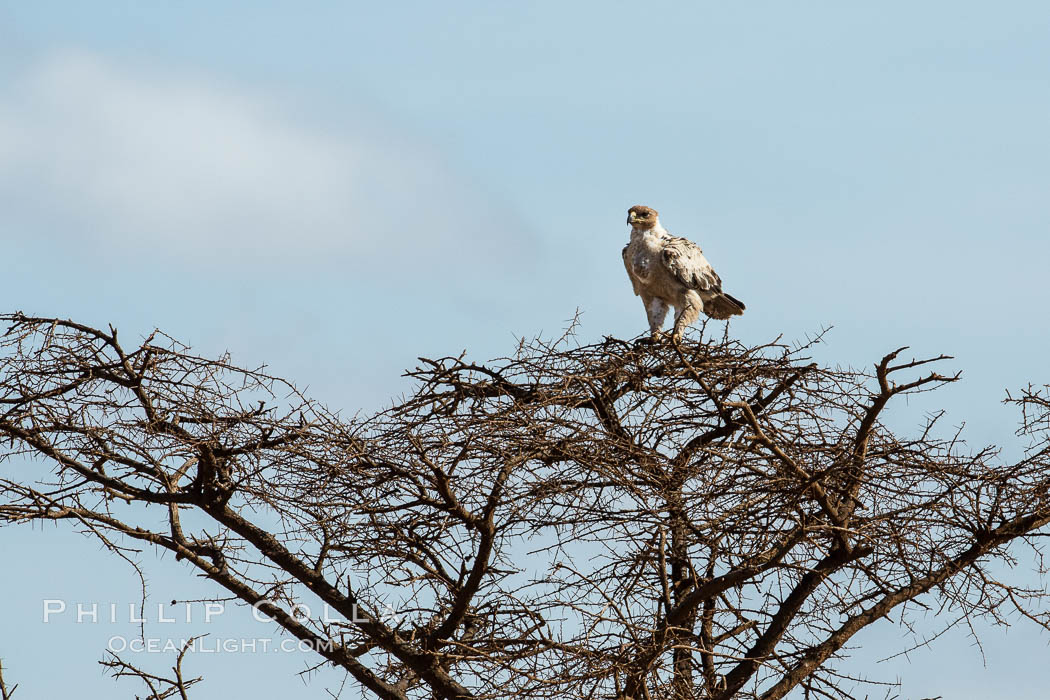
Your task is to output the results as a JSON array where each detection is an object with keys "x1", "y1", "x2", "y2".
[{"x1": 106, "y1": 636, "x2": 338, "y2": 654}]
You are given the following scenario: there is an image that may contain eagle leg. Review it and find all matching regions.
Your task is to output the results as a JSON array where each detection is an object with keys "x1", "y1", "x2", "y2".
[
  {"x1": 645, "y1": 297, "x2": 669, "y2": 340},
  {"x1": 671, "y1": 292, "x2": 704, "y2": 343}
]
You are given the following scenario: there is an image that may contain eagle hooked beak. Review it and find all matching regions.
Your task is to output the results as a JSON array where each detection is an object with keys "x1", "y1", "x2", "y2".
[{"x1": 627, "y1": 212, "x2": 637, "y2": 224}]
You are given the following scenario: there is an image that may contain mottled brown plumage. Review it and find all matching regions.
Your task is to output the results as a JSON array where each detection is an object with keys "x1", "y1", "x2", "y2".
[{"x1": 622, "y1": 205, "x2": 745, "y2": 341}]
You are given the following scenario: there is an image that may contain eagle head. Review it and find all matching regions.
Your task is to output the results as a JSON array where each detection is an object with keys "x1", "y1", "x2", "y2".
[{"x1": 627, "y1": 205, "x2": 659, "y2": 229}]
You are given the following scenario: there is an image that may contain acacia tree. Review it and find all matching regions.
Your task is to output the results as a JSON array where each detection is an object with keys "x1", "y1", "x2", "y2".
[{"x1": 1, "y1": 312, "x2": 1049, "y2": 699}]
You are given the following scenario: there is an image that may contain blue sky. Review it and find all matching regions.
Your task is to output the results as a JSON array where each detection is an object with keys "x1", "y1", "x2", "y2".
[{"x1": 1, "y1": 2, "x2": 1049, "y2": 697}]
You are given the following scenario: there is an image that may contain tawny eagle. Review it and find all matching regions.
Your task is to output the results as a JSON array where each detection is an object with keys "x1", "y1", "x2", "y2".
[{"x1": 622, "y1": 205, "x2": 745, "y2": 342}]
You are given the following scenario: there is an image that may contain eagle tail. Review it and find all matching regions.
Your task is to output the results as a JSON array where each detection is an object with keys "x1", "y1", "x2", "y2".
[{"x1": 704, "y1": 292, "x2": 746, "y2": 320}]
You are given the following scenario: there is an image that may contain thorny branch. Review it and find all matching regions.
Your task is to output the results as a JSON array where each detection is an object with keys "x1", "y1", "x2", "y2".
[
  {"x1": 0, "y1": 660, "x2": 17, "y2": 700},
  {"x1": 100, "y1": 636, "x2": 204, "y2": 700}
]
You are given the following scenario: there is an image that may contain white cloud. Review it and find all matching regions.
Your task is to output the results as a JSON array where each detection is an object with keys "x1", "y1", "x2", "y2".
[{"x1": 0, "y1": 51, "x2": 535, "y2": 267}]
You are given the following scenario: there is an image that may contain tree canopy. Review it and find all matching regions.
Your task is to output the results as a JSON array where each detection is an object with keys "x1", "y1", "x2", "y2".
[{"x1": 1, "y1": 313, "x2": 1049, "y2": 699}]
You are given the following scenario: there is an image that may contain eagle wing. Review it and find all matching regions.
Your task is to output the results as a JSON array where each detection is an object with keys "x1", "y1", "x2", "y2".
[
  {"x1": 622, "y1": 242, "x2": 641, "y2": 296},
  {"x1": 660, "y1": 235, "x2": 723, "y2": 292},
  {"x1": 660, "y1": 234, "x2": 746, "y2": 319}
]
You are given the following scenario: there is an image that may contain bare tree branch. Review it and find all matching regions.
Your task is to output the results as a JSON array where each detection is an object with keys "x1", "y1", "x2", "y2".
[
  {"x1": 100, "y1": 636, "x2": 204, "y2": 700},
  {"x1": 0, "y1": 659, "x2": 18, "y2": 700}
]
